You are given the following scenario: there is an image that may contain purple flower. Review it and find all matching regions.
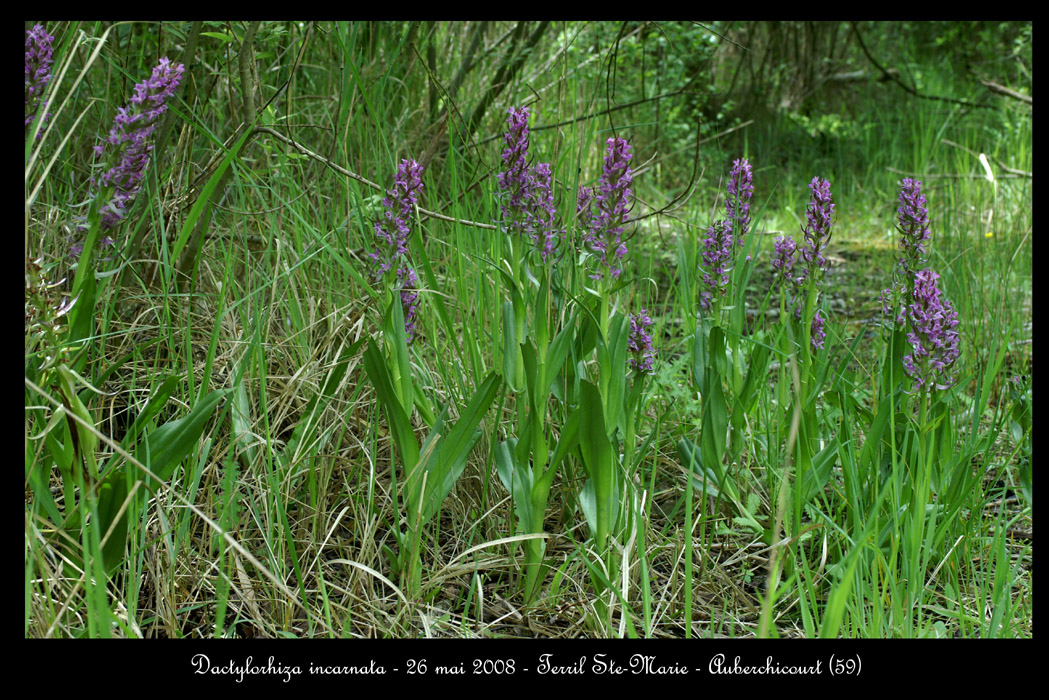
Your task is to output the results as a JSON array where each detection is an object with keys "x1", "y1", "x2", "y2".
[
  {"x1": 25, "y1": 24, "x2": 55, "y2": 139},
  {"x1": 576, "y1": 185, "x2": 594, "y2": 217},
  {"x1": 398, "y1": 265, "x2": 421, "y2": 345},
  {"x1": 528, "y1": 162, "x2": 563, "y2": 261},
  {"x1": 584, "y1": 137, "x2": 633, "y2": 280},
  {"x1": 771, "y1": 235, "x2": 798, "y2": 283},
  {"x1": 370, "y1": 158, "x2": 425, "y2": 279},
  {"x1": 877, "y1": 286, "x2": 904, "y2": 326},
  {"x1": 726, "y1": 157, "x2": 754, "y2": 244},
  {"x1": 697, "y1": 158, "x2": 754, "y2": 318},
  {"x1": 628, "y1": 308, "x2": 656, "y2": 374},
  {"x1": 770, "y1": 180, "x2": 832, "y2": 351},
  {"x1": 896, "y1": 178, "x2": 931, "y2": 274},
  {"x1": 90, "y1": 58, "x2": 184, "y2": 233},
  {"x1": 903, "y1": 268, "x2": 960, "y2": 390},
  {"x1": 798, "y1": 177, "x2": 834, "y2": 351},
  {"x1": 497, "y1": 106, "x2": 534, "y2": 237},
  {"x1": 800, "y1": 176, "x2": 834, "y2": 274},
  {"x1": 495, "y1": 107, "x2": 564, "y2": 261},
  {"x1": 810, "y1": 309, "x2": 826, "y2": 350},
  {"x1": 771, "y1": 233, "x2": 804, "y2": 319},
  {"x1": 699, "y1": 220, "x2": 734, "y2": 313},
  {"x1": 369, "y1": 160, "x2": 425, "y2": 343},
  {"x1": 881, "y1": 178, "x2": 933, "y2": 325}
]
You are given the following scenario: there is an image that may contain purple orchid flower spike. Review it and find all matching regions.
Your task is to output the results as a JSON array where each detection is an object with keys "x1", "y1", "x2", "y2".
[
  {"x1": 370, "y1": 159, "x2": 425, "y2": 279},
  {"x1": 25, "y1": 24, "x2": 56, "y2": 139},
  {"x1": 628, "y1": 308, "x2": 656, "y2": 374},
  {"x1": 90, "y1": 58, "x2": 185, "y2": 235},
  {"x1": 585, "y1": 137, "x2": 633, "y2": 280},
  {"x1": 903, "y1": 268, "x2": 961, "y2": 391},
  {"x1": 726, "y1": 157, "x2": 754, "y2": 244}
]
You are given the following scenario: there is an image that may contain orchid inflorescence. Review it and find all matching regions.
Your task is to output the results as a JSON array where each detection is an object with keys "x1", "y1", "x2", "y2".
[
  {"x1": 699, "y1": 219, "x2": 734, "y2": 313},
  {"x1": 699, "y1": 158, "x2": 755, "y2": 317},
  {"x1": 581, "y1": 137, "x2": 633, "y2": 280},
  {"x1": 880, "y1": 177, "x2": 933, "y2": 324},
  {"x1": 370, "y1": 159, "x2": 424, "y2": 277},
  {"x1": 371, "y1": 158, "x2": 425, "y2": 344},
  {"x1": 903, "y1": 268, "x2": 961, "y2": 391},
  {"x1": 497, "y1": 107, "x2": 563, "y2": 262},
  {"x1": 770, "y1": 176, "x2": 834, "y2": 350},
  {"x1": 726, "y1": 157, "x2": 754, "y2": 243},
  {"x1": 628, "y1": 308, "x2": 656, "y2": 374},
  {"x1": 25, "y1": 24, "x2": 55, "y2": 139},
  {"x1": 75, "y1": 57, "x2": 184, "y2": 254}
]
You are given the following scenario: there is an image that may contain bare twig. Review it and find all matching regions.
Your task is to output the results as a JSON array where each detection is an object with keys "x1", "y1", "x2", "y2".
[
  {"x1": 886, "y1": 166, "x2": 1026, "y2": 180},
  {"x1": 982, "y1": 79, "x2": 1032, "y2": 105},
  {"x1": 941, "y1": 139, "x2": 1032, "y2": 179},
  {"x1": 628, "y1": 118, "x2": 755, "y2": 231},
  {"x1": 466, "y1": 84, "x2": 701, "y2": 151},
  {"x1": 691, "y1": 21, "x2": 750, "y2": 54},
  {"x1": 851, "y1": 22, "x2": 990, "y2": 110},
  {"x1": 255, "y1": 126, "x2": 497, "y2": 231}
]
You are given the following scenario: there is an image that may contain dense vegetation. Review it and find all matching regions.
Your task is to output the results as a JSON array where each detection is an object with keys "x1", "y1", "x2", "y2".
[{"x1": 25, "y1": 21, "x2": 1032, "y2": 638}]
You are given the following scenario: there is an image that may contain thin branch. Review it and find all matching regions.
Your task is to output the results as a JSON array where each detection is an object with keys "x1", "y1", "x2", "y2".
[
  {"x1": 626, "y1": 114, "x2": 705, "y2": 238},
  {"x1": 255, "y1": 127, "x2": 497, "y2": 231},
  {"x1": 940, "y1": 139, "x2": 1032, "y2": 179},
  {"x1": 886, "y1": 166, "x2": 1025, "y2": 180},
  {"x1": 467, "y1": 83, "x2": 700, "y2": 150},
  {"x1": 982, "y1": 79, "x2": 1032, "y2": 105},
  {"x1": 851, "y1": 22, "x2": 990, "y2": 111},
  {"x1": 691, "y1": 21, "x2": 749, "y2": 53}
]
